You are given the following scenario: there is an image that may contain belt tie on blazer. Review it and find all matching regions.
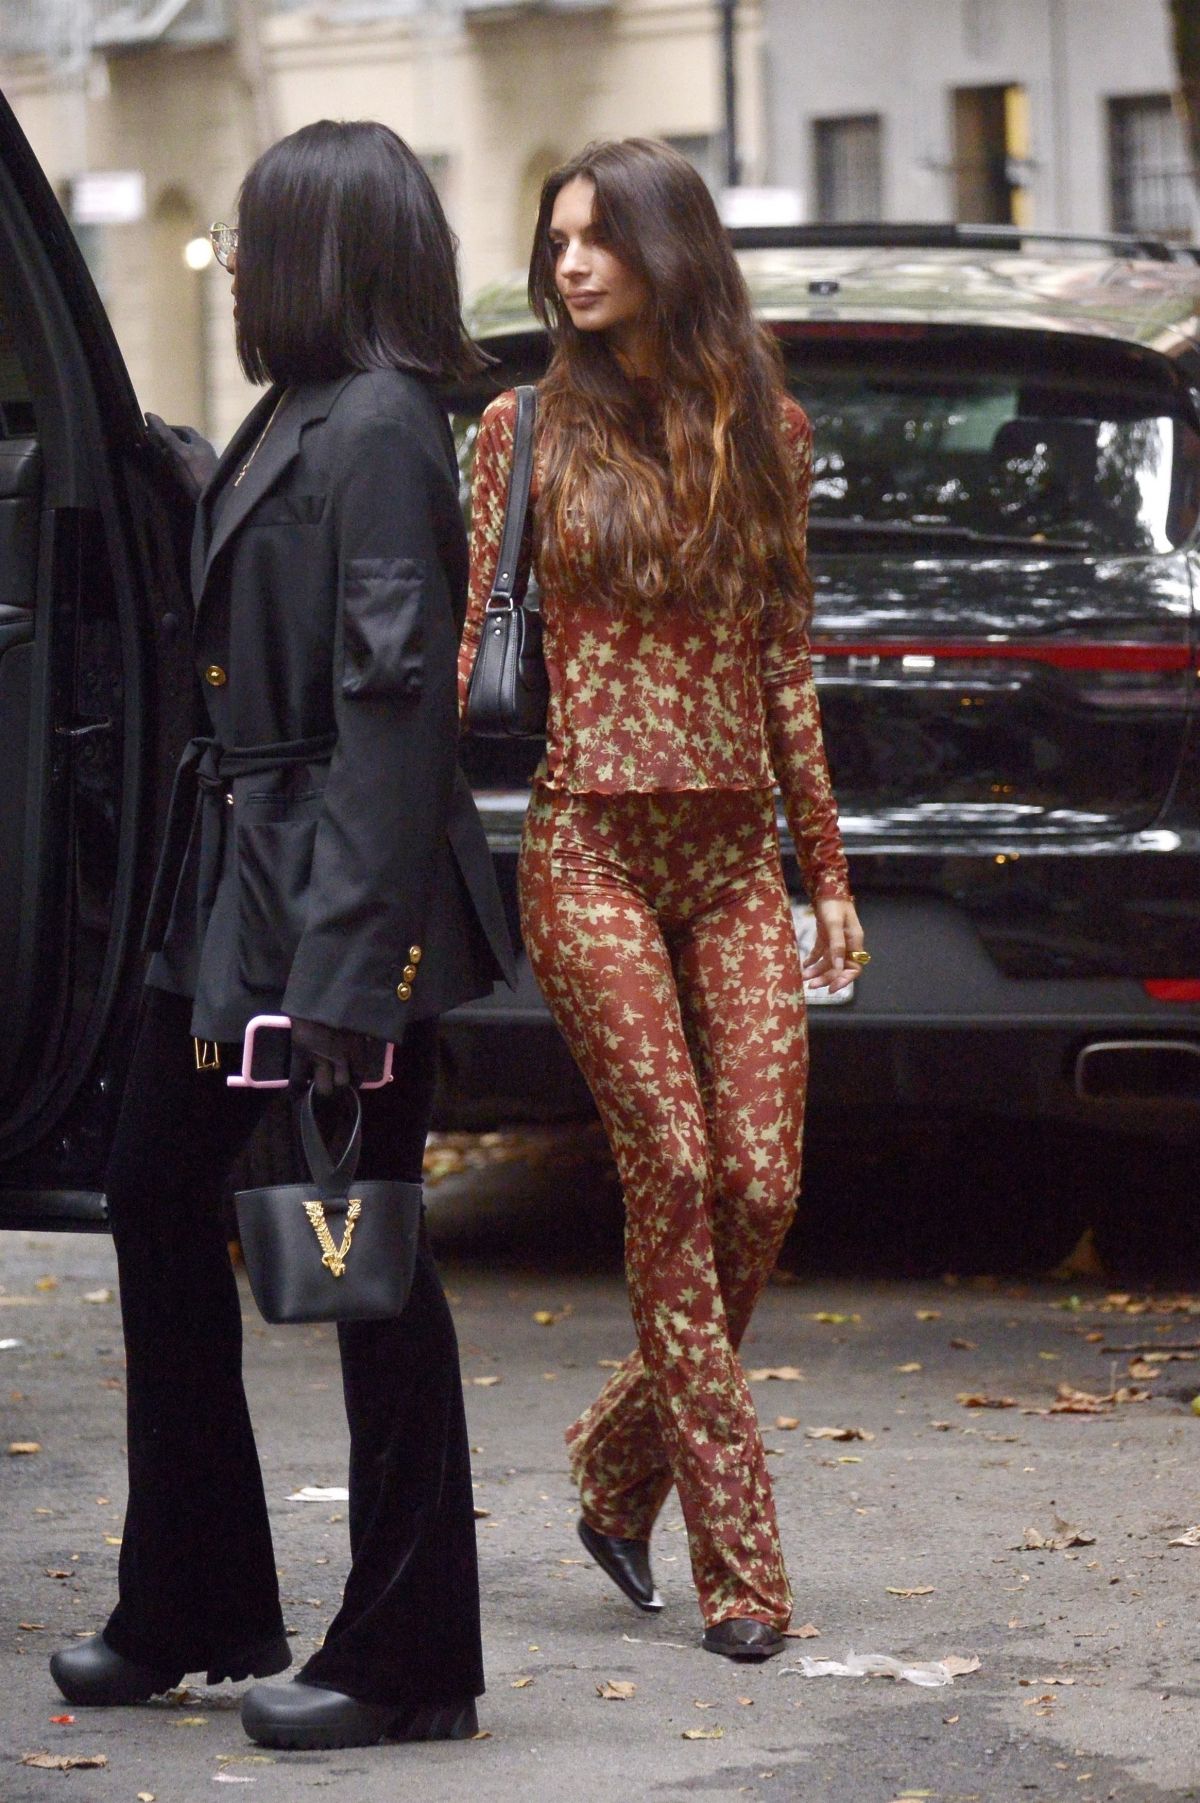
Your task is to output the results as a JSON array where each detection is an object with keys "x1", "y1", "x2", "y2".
[{"x1": 143, "y1": 731, "x2": 339, "y2": 953}]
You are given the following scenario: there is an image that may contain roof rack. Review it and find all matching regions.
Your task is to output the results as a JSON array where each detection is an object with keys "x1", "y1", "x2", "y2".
[{"x1": 725, "y1": 221, "x2": 1200, "y2": 264}]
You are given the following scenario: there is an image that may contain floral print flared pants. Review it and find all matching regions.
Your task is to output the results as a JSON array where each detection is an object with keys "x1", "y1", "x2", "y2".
[{"x1": 518, "y1": 784, "x2": 809, "y2": 1627}]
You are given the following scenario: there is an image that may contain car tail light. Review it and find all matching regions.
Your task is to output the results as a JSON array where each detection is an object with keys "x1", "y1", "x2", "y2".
[
  {"x1": 1143, "y1": 980, "x2": 1200, "y2": 1003},
  {"x1": 808, "y1": 639, "x2": 1193, "y2": 673}
]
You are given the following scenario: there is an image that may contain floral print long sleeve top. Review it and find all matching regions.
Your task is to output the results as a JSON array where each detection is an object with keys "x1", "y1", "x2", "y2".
[{"x1": 458, "y1": 388, "x2": 851, "y2": 902}]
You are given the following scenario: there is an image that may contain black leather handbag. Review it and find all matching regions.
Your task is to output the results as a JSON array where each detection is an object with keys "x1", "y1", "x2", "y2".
[
  {"x1": 235, "y1": 1087, "x2": 422, "y2": 1324},
  {"x1": 464, "y1": 384, "x2": 549, "y2": 738}
]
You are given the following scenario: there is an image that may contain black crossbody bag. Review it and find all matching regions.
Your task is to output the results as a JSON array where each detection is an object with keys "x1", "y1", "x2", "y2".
[{"x1": 464, "y1": 385, "x2": 549, "y2": 738}]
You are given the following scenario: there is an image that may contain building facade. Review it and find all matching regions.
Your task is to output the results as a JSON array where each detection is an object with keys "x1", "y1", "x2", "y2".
[
  {"x1": 765, "y1": 0, "x2": 1198, "y2": 243},
  {"x1": 3, "y1": 0, "x2": 1198, "y2": 442},
  {"x1": 0, "y1": 0, "x2": 761, "y2": 439}
]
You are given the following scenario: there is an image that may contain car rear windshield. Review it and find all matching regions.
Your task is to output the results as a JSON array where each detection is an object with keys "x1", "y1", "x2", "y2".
[{"x1": 785, "y1": 333, "x2": 1200, "y2": 557}]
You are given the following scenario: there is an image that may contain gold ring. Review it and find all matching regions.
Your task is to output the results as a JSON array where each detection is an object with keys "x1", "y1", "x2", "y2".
[{"x1": 849, "y1": 950, "x2": 871, "y2": 967}]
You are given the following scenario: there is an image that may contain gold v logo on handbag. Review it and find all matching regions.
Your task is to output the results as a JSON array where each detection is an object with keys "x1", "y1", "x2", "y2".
[{"x1": 302, "y1": 1197, "x2": 362, "y2": 1278}]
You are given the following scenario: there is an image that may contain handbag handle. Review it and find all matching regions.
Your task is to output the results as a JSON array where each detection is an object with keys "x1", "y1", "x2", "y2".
[
  {"x1": 486, "y1": 385, "x2": 537, "y2": 612},
  {"x1": 298, "y1": 1084, "x2": 363, "y2": 1197}
]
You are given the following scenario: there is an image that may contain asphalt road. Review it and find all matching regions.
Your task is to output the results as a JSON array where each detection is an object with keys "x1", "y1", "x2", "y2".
[{"x1": 2, "y1": 1129, "x2": 1200, "y2": 1803}]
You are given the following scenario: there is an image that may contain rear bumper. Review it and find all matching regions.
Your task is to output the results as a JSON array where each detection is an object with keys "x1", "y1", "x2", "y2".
[{"x1": 437, "y1": 892, "x2": 1200, "y2": 1136}]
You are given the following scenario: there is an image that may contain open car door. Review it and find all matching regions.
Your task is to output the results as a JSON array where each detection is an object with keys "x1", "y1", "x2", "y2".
[{"x1": 0, "y1": 90, "x2": 196, "y2": 1228}]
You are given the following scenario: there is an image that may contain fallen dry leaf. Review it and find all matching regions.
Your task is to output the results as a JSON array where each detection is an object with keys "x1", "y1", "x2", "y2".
[
  {"x1": 940, "y1": 1655, "x2": 981, "y2": 1679},
  {"x1": 510, "y1": 1676, "x2": 534, "y2": 1689},
  {"x1": 1128, "y1": 1359, "x2": 1160, "y2": 1379},
  {"x1": 805, "y1": 1425, "x2": 875, "y2": 1442},
  {"x1": 470, "y1": 1375, "x2": 501, "y2": 1388},
  {"x1": 774, "y1": 1416, "x2": 800, "y2": 1431},
  {"x1": 747, "y1": 1366, "x2": 804, "y2": 1382},
  {"x1": 736, "y1": 1696, "x2": 754, "y2": 1706},
  {"x1": 45, "y1": 1569, "x2": 70, "y2": 1580},
  {"x1": 18, "y1": 1623, "x2": 46, "y2": 1631},
  {"x1": 956, "y1": 1393, "x2": 1016, "y2": 1410},
  {"x1": 597, "y1": 1680, "x2": 636, "y2": 1701},
  {"x1": 34, "y1": 1276, "x2": 58, "y2": 1292},
  {"x1": 692, "y1": 1700, "x2": 717, "y2": 1710},
  {"x1": 597, "y1": 1358, "x2": 625, "y2": 1369},
  {"x1": 915, "y1": 1310, "x2": 942, "y2": 1321},
  {"x1": 138, "y1": 1793, "x2": 156, "y2": 1801},
  {"x1": 472, "y1": 1507, "x2": 490, "y2": 1520},
  {"x1": 1051, "y1": 1227, "x2": 1106, "y2": 1281},
  {"x1": 532, "y1": 1305, "x2": 572, "y2": 1327},
  {"x1": 8, "y1": 1441, "x2": 41, "y2": 1455},
  {"x1": 681, "y1": 1726, "x2": 724, "y2": 1740},
  {"x1": 895, "y1": 1362, "x2": 922, "y2": 1373},
  {"x1": 810, "y1": 1312, "x2": 858, "y2": 1325},
  {"x1": 48, "y1": 1715, "x2": 74, "y2": 1725},
  {"x1": 82, "y1": 1288, "x2": 113, "y2": 1304},
  {"x1": 886, "y1": 1586, "x2": 934, "y2": 1598},
  {"x1": 1168, "y1": 1525, "x2": 1200, "y2": 1547},
  {"x1": 1039, "y1": 1382, "x2": 1151, "y2": 1415},
  {"x1": 1019, "y1": 1517, "x2": 1096, "y2": 1552},
  {"x1": 103, "y1": 1535, "x2": 121, "y2": 1546},
  {"x1": 21, "y1": 1752, "x2": 107, "y2": 1770},
  {"x1": 784, "y1": 1622, "x2": 821, "y2": 1639},
  {"x1": 172, "y1": 1715, "x2": 208, "y2": 1726},
  {"x1": 472, "y1": 1730, "x2": 492, "y2": 1740},
  {"x1": 948, "y1": 1338, "x2": 977, "y2": 1351},
  {"x1": 943, "y1": 1713, "x2": 959, "y2": 1725}
]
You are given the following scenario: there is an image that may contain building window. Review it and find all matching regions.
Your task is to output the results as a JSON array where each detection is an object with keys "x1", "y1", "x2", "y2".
[
  {"x1": 813, "y1": 116, "x2": 882, "y2": 222},
  {"x1": 1109, "y1": 95, "x2": 1193, "y2": 239}
]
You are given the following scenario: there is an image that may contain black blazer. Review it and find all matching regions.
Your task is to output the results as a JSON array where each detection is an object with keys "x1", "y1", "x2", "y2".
[{"x1": 145, "y1": 367, "x2": 515, "y2": 1043}]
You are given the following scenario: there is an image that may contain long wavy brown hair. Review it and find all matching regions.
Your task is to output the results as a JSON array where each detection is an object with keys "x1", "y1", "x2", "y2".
[{"x1": 528, "y1": 138, "x2": 808, "y2": 617}]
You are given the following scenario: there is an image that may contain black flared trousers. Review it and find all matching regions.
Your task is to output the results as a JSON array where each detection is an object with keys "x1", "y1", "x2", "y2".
[{"x1": 100, "y1": 987, "x2": 483, "y2": 1709}]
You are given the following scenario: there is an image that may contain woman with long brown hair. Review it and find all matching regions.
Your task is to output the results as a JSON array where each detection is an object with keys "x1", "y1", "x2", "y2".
[{"x1": 460, "y1": 138, "x2": 864, "y2": 1660}]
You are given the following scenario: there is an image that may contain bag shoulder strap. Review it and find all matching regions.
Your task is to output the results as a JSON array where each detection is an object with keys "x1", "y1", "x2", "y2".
[
  {"x1": 299, "y1": 1086, "x2": 363, "y2": 1196},
  {"x1": 487, "y1": 384, "x2": 537, "y2": 611}
]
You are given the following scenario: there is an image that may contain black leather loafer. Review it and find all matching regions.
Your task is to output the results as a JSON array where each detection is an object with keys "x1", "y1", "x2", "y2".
[
  {"x1": 702, "y1": 1619, "x2": 785, "y2": 1661},
  {"x1": 241, "y1": 1679, "x2": 479, "y2": 1750},
  {"x1": 577, "y1": 1518, "x2": 663, "y2": 1612},
  {"x1": 50, "y1": 1631, "x2": 291, "y2": 1706}
]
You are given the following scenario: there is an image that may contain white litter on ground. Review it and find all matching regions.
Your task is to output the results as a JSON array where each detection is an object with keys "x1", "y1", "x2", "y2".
[
  {"x1": 286, "y1": 1485, "x2": 349, "y2": 1503},
  {"x1": 781, "y1": 1651, "x2": 981, "y2": 1688}
]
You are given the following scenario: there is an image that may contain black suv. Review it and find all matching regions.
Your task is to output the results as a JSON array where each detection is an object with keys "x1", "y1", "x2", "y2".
[
  {"x1": 0, "y1": 94, "x2": 198, "y2": 1231},
  {"x1": 442, "y1": 224, "x2": 1200, "y2": 1179},
  {"x1": 0, "y1": 83, "x2": 1196, "y2": 1247}
]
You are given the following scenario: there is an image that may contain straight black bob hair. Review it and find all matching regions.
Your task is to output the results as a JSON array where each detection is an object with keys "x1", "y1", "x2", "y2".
[{"x1": 234, "y1": 119, "x2": 484, "y2": 385}]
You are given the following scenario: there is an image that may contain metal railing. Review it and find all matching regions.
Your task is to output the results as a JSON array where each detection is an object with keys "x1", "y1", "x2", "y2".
[
  {"x1": 0, "y1": 0, "x2": 229, "y2": 58},
  {"x1": 0, "y1": 0, "x2": 82, "y2": 58}
]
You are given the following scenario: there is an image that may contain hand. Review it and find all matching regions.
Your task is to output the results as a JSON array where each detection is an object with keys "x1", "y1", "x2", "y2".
[
  {"x1": 802, "y1": 897, "x2": 866, "y2": 996},
  {"x1": 288, "y1": 1018, "x2": 386, "y2": 1098}
]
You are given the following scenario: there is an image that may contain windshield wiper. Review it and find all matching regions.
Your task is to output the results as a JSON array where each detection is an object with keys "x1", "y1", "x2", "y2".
[{"x1": 808, "y1": 518, "x2": 1090, "y2": 554}]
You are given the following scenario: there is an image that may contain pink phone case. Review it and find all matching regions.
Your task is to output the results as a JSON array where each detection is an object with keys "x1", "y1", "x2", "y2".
[{"x1": 226, "y1": 1014, "x2": 395, "y2": 1089}]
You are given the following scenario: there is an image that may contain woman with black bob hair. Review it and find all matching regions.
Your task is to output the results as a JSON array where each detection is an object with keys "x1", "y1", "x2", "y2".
[{"x1": 49, "y1": 120, "x2": 513, "y2": 1751}]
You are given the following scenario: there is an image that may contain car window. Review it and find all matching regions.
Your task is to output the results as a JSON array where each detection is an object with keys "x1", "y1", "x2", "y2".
[
  {"x1": 790, "y1": 359, "x2": 1200, "y2": 556},
  {"x1": 0, "y1": 306, "x2": 33, "y2": 438}
]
